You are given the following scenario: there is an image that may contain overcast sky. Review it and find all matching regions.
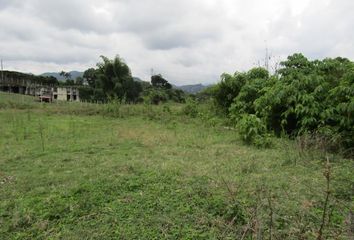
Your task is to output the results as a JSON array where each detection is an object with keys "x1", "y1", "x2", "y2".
[{"x1": 0, "y1": 0, "x2": 353, "y2": 85}]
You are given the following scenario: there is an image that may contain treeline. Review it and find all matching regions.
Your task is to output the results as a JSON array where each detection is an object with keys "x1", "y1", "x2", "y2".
[
  {"x1": 79, "y1": 55, "x2": 186, "y2": 104},
  {"x1": 202, "y1": 53, "x2": 353, "y2": 153}
]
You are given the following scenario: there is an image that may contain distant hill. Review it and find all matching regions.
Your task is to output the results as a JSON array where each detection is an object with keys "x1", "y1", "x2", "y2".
[
  {"x1": 133, "y1": 77, "x2": 143, "y2": 82},
  {"x1": 41, "y1": 71, "x2": 83, "y2": 81},
  {"x1": 176, "y1": 84, "x2": 207, "y2": 94}
]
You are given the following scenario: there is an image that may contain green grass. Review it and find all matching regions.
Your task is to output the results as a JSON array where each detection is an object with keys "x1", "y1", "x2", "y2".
[{"x1": 0, "y1": 92, "x2": 353, "y2": 239}]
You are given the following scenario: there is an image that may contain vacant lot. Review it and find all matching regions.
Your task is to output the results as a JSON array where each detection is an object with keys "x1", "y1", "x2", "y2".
[{"x1": 0, "y1": 93, "x2": 353, "y2": 239}]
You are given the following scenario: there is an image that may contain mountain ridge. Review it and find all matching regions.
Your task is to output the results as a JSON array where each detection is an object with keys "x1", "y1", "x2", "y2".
[{"x1": 41, "y1": 71, "x2": 84, "y2": 81}]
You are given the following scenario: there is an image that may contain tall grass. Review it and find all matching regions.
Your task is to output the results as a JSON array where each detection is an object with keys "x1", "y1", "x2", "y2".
[{"x1": 0, "y1": 92, "x2": 352, "y2": 239}]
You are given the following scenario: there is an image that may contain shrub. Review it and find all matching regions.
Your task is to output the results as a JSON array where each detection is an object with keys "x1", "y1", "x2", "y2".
[
  {"x1": 182, "y1": 99, "x2": 199, "y2": 118},
  {"x1": 147, "y1": 89, "x2": 168, "y2": 105},
  {"x1": 215, "y1": 53, "x2": 353, "y2": 154},
  {"x1": 229, "y1": 74, "x2": 274, "y2": 123},
  {"x1": 212, "y1": 72, "x2": 247, "y2": 113},
  {"x1": 237, "y1": 114, "x2": 272, "y2": 147},
  {"x1": 78, "y1": 86, "x2": 106, "y2": 102}
]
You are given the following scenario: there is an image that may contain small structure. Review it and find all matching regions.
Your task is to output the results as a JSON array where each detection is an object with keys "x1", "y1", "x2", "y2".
[
  {"x1": 36, "y1": 86, "x2": 80, "y2": 102},
  {"x1": 39, "y1": 89, "x2": 53, "y2": 102},
  {"x1": 52, "y1": 87, "x2": 79, "y2": 101},
  {"x1": 37, "y1": 87, "x2": 80, "y2": 102}
]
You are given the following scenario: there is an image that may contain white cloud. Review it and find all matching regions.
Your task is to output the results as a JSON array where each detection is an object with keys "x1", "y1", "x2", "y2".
[{"x1": 0, "y1": 0, "x2": 353, "y2": 85}]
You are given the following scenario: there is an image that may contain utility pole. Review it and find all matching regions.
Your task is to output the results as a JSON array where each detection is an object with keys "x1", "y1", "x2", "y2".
[
  {"x1": 265, "y1": 42, "x2": 269, "y2": 72},
  {"x1": 1, "y1": 59, "x2": 3, "y2": 83}
]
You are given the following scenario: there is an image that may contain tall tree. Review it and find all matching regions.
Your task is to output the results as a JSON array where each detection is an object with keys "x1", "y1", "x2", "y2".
[{"x1": 96, "y1": 55, "x2": 142, "y2": 102}]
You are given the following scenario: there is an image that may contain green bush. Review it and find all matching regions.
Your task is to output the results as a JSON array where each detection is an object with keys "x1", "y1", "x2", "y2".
[
  {"x1": 212, "y1": 72, "x2": 247, "y2": 113},
  {"x1": 229, "y1": 70, "x2": 273, "y2": 122},
  {"x1": 213, "y1": 54, "x2": 353, "y2": 154},
  {"x1": 181, "y1": 99, "x2": 199, "y2": 118},
  {"x1": 146, "y1": 89, "x2": 168, "y2": 105},
  {"x1": 237, "y1": 114, "x2": 272, "y2": 147},
  {"x1": 78, "y1": 86, "x2": 107, "y2": 102}
]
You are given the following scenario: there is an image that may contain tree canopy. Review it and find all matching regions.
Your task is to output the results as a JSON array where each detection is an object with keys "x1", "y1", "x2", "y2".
[
  {"x1": 80, "y1": 55, "x2": 142, "y2": 103},
  {"x1": 151, "y1": 74, "x2": 172, "y2": 89}
]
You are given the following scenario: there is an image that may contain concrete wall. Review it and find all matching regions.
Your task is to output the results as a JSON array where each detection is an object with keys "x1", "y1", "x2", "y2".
[{"x1": 53, "y1": 87, "x2": 80, "y2": 101}]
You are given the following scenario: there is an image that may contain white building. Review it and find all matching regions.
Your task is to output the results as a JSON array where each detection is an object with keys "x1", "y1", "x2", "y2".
[{"x1": 52, "y1": 87, "x2": 79, "y2": 101}]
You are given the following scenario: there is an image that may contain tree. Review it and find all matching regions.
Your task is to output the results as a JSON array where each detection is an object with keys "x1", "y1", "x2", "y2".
[
  {"x1": 143, "y1": 74, "x2": 187, "y2": 104},
  {"x1": 151, "y1": 74, "x2": 172, "y2": 89},
  {"x1": 75, "y1": 76, "x2": 84, "y2": 85},
  {"x1": 83, "y1": 68, "x2": 98, "y2": 88},
  {"x1": 212, "y1": 72, "x2": 247, "y2": 113},
  {"x1": 229, "y1": 68, "x2": 272, "y2": 119},
  {"x1": 96, "y1": 55, "x2": 142, "y2": 103},
  {"x1": 59, "y1": 71, "x2": 72, "y2": 81},
  {"x1": 64, "y1": 79, "x2": 75, "y2": 85}
]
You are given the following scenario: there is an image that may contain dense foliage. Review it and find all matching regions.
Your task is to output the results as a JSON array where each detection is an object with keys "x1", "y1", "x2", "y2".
[
  {"x1": 97, "y1": 56, "x2": 142, "y2": 102},
  {"x1": 151, "y1": 74, "x2": 172, "y2": 89},
  {"x1": 79, "y1": 56, "x2": 142, "y2": 103},
  {"x1": 80, "y1": 56, "x2": 186, "y2": 104},
  {"x1": 142, "y1": 74, "x2": 186, "y2": 104},
  {"x1": 211, "y1": 53, "x2": 354, "y2": 153}
]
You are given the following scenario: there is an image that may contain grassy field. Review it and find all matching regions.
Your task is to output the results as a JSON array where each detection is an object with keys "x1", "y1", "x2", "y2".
[{"x1": 0, "y1": 92, "x2": 353, "y2": 239}]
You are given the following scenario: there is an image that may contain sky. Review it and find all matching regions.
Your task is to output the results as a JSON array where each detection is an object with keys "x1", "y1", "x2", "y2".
[{"x1": 0, "y1": 0, "x2": 353, "y2": 85}]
